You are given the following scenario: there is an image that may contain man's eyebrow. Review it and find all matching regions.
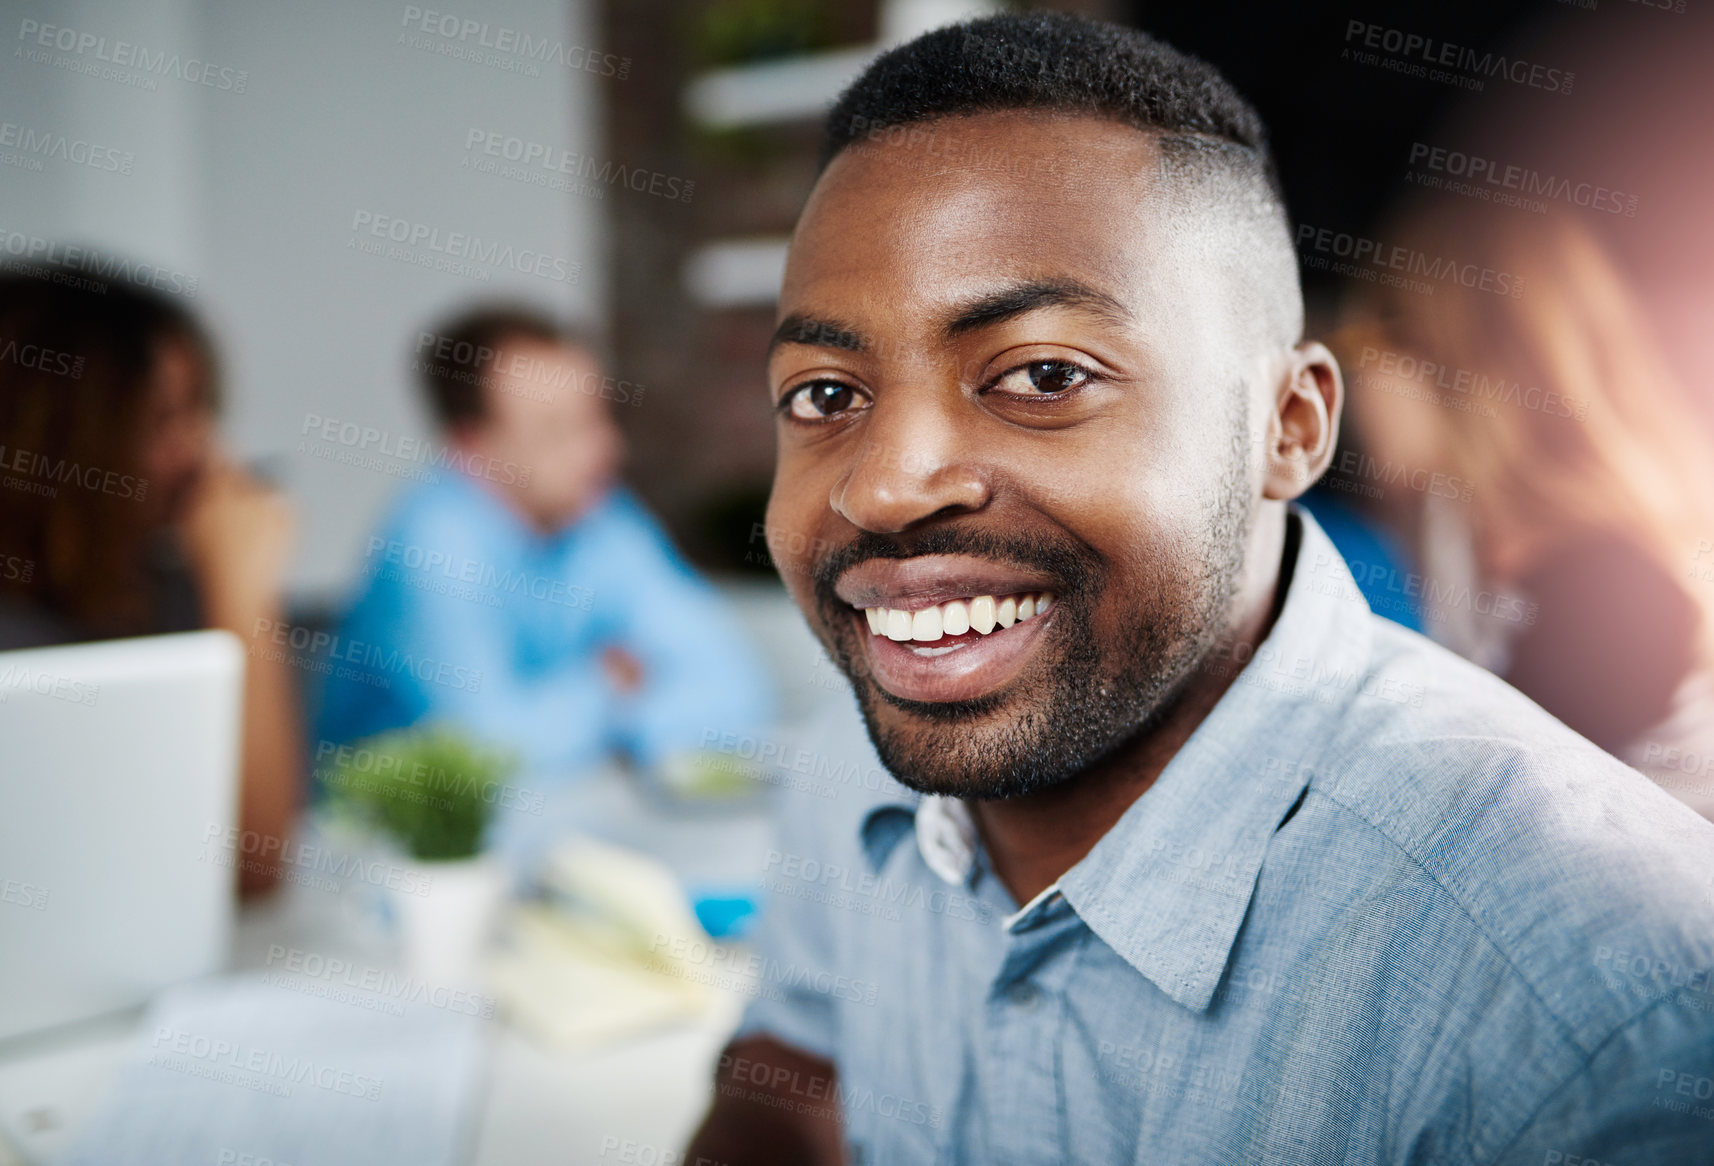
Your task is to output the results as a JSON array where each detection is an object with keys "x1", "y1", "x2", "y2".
[
  {"x1": 768, "y1": 314, "x2": 868, "y2": 358},
  {"x1": 943, "y1": 278, "x2": 1132, "y2": 337},
  {"x1": 766, "y1": 279, "x2": 1128, "y2": 359}
]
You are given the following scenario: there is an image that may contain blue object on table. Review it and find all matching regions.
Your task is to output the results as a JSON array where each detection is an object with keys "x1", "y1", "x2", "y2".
[{"x1": 692, "y1": 891, "x2": 759, "y2": 941}]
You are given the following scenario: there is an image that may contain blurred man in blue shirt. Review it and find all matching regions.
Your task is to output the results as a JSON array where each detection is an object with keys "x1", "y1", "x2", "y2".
[{"x1": 318, "y1": 308, "x2": 772, "y2": 779}]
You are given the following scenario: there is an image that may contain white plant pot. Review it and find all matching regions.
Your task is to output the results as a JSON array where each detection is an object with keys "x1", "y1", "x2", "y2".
[{"x1": 393, "y1": 853, "x2": 506, "y2": 988}]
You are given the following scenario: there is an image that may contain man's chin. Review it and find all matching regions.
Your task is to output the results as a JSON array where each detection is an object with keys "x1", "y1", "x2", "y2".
[
  {"x1": 853, "y1": 682, "x2": 1079, "y2": 800},
  {"x1": 844, "y1": 625, "x2": 1208, "y2": 803}
]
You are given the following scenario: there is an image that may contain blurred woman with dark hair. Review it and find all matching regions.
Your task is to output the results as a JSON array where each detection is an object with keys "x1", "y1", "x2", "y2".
[
  {"x1": 1338, "y1": 205, "x2": 1714, "y2": 821},
  {"x1": 0, "y1": 267, "x2": 302, "y2": 891}
]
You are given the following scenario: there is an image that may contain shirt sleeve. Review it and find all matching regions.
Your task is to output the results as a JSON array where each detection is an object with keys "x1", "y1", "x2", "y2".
[
  {"x1": 1494, "y1": 994, "x2": 1714, "y2": 1166},
  {"x1": 730, "y1": 783, "x2": 845, "y2": 1062},
  {"x1": 592, "y1": 494, "x2": 776, "y2": 768}
]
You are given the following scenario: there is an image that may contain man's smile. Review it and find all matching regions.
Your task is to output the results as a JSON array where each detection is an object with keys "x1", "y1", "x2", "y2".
[
  {"x1": 833, "y1": 553, "x2": 1063, "y2": 703},
  {"x1": 862, "y1": 589, "x2": 1054, "y2": 640}
]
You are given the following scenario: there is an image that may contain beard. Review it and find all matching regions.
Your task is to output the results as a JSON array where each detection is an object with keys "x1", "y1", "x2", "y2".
[{"x1": 809, "y1": 421, "x2": 1256, "y2": 802}]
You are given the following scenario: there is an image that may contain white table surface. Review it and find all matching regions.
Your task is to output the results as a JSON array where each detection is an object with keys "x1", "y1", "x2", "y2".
[{"x1": 0, "y1": 768, "x2": 775, "y2": 1165}]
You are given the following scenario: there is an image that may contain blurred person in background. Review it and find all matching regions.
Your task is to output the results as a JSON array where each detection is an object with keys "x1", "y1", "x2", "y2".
[
  {"x1": 1338, "y1": 205, "x2": 1714, "y2": 820},
  {"x1": 0, "y1": 267, "x2": 303, "y2": 892},
  {"x1": 317, "y1": 306, "x2": 773, "y2": 782}
]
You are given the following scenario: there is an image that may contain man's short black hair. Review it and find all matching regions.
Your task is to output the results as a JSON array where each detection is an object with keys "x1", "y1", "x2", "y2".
[{"x1": 821, "y1": 12, "x2": 1283, "y2": 207}]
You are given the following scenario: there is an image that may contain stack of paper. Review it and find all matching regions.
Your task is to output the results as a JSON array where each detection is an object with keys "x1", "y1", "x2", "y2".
[{"x1": 62, "y1": 973, "x2": 489, "y2": 1166}]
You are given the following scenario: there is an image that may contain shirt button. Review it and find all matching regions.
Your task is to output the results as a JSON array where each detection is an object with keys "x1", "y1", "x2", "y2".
[{"x1": 1007, "y1": 982, "x2": 1041, "y2": 1007}]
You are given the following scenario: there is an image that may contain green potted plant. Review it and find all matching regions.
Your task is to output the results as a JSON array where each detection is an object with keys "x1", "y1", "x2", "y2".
[{"x1": 322, "y1": 724, "x2": 516, "y2": 985}]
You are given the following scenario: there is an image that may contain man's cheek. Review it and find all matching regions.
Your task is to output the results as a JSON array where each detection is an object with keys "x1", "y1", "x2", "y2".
[{"x1": 760, "y1": 501, "x2": 820, "y2": 607}]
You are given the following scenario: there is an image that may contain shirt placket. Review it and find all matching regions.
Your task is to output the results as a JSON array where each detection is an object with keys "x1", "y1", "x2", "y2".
[{"x1": 977, "y1": 894, "x2": 1083, "y2": 1166}]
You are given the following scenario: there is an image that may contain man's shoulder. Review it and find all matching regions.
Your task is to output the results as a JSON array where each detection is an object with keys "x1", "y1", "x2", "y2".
[
  {"x1": 376, "y1": 477, "x2": 493, "y2": 545},
  {"x1": 1306, "y1": 614, "x2": 1714, "y2": 1048},
  {"x1": 573, "y1": 487, "x2": 681, "y2": 557},
  {"x1": 371, "y1": 476, "x2": 524, "y2": 572},
  {"x1": 1325, "y1": 612, "x2": 1711, "y2": 842}
]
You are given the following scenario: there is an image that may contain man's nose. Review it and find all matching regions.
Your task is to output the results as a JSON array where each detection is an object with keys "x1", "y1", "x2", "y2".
[{"x1": 829, "y1": 391, "x2": 989, "y2": 533}]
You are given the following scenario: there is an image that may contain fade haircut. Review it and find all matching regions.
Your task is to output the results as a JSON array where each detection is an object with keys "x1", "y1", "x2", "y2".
[
  {"x1": 821, "y1": 12, "x2": 1301, "y2": 346},
  {"x1": 823, "y1": 12, "x2": 1279, "y2": 195}
]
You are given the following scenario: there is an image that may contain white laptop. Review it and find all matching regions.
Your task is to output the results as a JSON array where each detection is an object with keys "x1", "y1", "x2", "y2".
[{"x1": 0, "y1": 630, "x2": 243, "y2": 1043}]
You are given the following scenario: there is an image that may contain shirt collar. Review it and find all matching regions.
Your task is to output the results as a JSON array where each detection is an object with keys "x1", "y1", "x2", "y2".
[
  {"x1": 915, "y1": 794, "x2": 980, "y2": 887},
  {"x1": 858, "y1": 507, "x2": 1374, "y2": 1011},
  {"x1": 436, "y1": 468, "x2": 613, "y2": 550}
]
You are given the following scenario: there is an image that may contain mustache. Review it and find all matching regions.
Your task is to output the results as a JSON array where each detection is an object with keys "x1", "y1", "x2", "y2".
[{"x1": 809, "y1": 524, "x2": 1104, "y2": 613}]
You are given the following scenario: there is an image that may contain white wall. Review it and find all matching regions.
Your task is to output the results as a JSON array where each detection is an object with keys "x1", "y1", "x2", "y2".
[{"x1": 1, "y1": 0, "x2": 606, "y2": 599}]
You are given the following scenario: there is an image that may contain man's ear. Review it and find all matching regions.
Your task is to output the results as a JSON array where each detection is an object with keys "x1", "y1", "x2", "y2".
[{"x1": 1262, "y1": 340, "x2": 1342, "y2": 502}]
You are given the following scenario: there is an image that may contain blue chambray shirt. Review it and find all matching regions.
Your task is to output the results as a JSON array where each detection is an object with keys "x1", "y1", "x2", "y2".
[
  {"x1": 318, "y1": 473, "x2": 773, "y2": 777},
  {"x1": 736, "y1": 509, "x2": 1714, "y2": 1165}
]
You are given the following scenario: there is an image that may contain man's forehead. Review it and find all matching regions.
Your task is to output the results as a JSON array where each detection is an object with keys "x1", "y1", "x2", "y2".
[
  {"x1": 797, "y1": 113, "x2": 1166, "y2": 240},
  {"x1": 493, "y1": 335, "x2": 592, "y2": 365},
  {"x1": 776, "y1": 111, "x2": 1295, "y2": 358},
  {"x1": 780, "y1": 114, "x2": 1191, "y2": 306}
]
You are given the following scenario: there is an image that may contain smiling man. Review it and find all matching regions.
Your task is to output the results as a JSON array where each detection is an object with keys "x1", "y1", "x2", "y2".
[{"x1": 686, "y1": 14, "x2": 1714, "y2": 1166}]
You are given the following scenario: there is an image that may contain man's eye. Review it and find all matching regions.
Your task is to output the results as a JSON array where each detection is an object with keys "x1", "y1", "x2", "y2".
[
  {"x1": 990, "y1": 360, "x2": 1091, "y2": 396},
  {"x1": 783, "y1": 380, "x2": 867, "y2": 420}
]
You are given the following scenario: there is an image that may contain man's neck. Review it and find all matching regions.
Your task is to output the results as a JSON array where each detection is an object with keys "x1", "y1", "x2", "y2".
[
  {"x1": 970, "y1": 515, "x2": 1293, "y2": 908},
  {"x1": 449, "y1": 433, "x2": 553, "y2": 535}
]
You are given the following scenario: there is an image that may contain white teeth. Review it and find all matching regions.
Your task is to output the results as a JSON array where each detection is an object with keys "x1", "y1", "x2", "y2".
[
  {"x1": 910, "y1": 606, "x2": 943, "y2": 642},
  {"x1": 969, "y1": 595, "x2": 997, "y2": 635},
  {"x1": 942, "y1": 600, "x2": 970, "y2": 636},
  {"x1": 861, "y1": 592, "x2": 1051, "y2": 642}
]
